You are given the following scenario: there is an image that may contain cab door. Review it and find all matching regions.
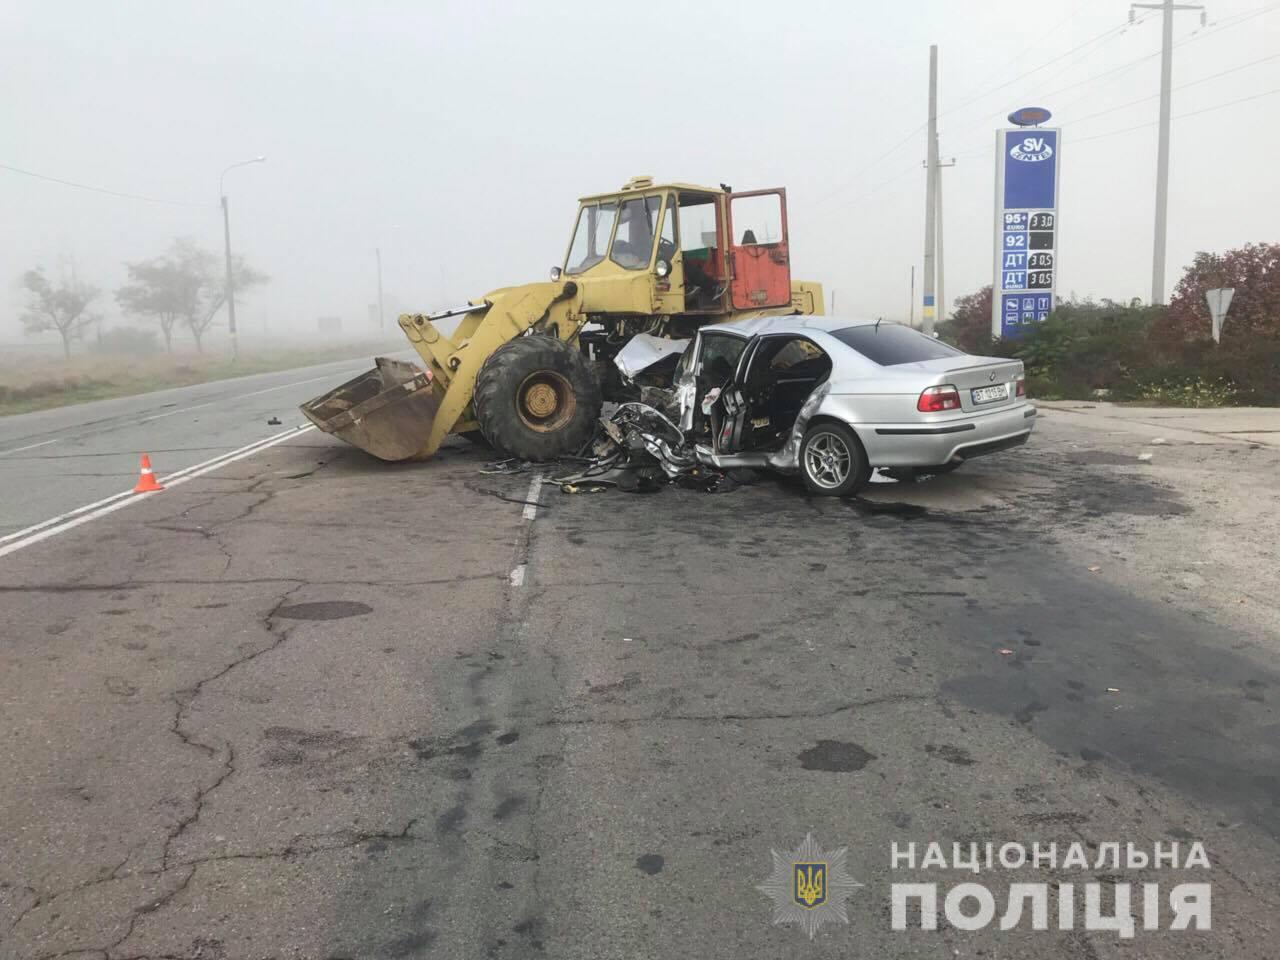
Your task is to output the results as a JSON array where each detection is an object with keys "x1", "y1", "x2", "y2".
[
  {"x1": 651, "y1": 193, "x2": 686, "y2": 316},
  {"x1": 725, "y1": 189, "x2": 791, "y2": 310}
]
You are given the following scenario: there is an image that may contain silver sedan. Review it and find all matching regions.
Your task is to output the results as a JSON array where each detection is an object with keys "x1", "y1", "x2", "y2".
[{"x1": 670, "y1": 315, "x2": 1035, "y2": 496}]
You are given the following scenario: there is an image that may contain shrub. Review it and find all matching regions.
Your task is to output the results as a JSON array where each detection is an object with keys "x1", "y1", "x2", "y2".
[
  {"x1": 987, "y1": 299, "x2": 1160, "y2": 398},
  {"x1": 1137, "y1": 376, "x2": 1238, "y2": 407},
  {"x1": 937, "y1": 286, "x2": 995, "y2": 355}
]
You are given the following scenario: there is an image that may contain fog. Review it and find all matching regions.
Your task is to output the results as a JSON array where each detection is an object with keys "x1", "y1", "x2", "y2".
[{"x1": 3, "y1": 0, "x2": 1277, "y2": 349}]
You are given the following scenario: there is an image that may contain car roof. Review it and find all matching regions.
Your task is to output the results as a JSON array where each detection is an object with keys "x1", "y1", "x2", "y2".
[{"x1": 699, "y1": 315, "x2": 884, "y2": 338}]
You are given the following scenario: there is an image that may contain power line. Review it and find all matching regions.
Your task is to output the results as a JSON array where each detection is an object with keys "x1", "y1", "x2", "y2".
[
  {"x1": 1036, "y1": 1, "x2": 1279, "y2": 103},
  {"x1": 826, "y1": 10, "x2": 1149, "y2": 200},
  {"x1": 938, "y1": 19, "x2": 1137, "y2": 122},
  {"x1": 1067, "y1": 84, "x2": 1280, "y2": 144},
  {"x1": 944, "y1": 3, "x2": 1280, "y2": 158},
  {"x1": 947, "y1": 0, "x2": 1107, "y2": 106},
  {"x1": 809, "y1": 164, "x2": 920, "y2": 222},
  {"x1": 952, "y1": 81, "x2": 1280, "y2": 155},
  {"x1": 823, "y1": 0, "x2": 1266, "y2": 198},
  {"x1": 1062, "y1": 51, "x2": 1280, "y2": 126},
  {"x1": 986, "y1": 6, "x2": 1277, "y2": 123},
  {"x1": 0, "y1": 162, "x2": 211, "y2": 208},
  {"x1": 825, "y1": 124, "x2": 926, "y2": 203}
]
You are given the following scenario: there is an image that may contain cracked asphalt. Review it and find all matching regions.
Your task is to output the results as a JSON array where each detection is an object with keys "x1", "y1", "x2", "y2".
[{"x1": 1, "y1": 403, "x2": 1278, "y2": 959}]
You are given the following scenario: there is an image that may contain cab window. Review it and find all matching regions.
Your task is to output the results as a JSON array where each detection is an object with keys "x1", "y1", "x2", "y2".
[
  {"x1": 657, "y1": 197, "x2": 676, "y2": 262},
  {"x1": 610, "y1": 196, "x2": 661, "y2": 270},
  {"x1": 565, "y1": 201, "x2": 618, "y2": 275}
]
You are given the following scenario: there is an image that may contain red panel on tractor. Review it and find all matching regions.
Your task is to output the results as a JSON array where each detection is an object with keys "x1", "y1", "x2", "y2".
[{"x1": 727, "y1": 189, "x2": 791, "y2": 310}]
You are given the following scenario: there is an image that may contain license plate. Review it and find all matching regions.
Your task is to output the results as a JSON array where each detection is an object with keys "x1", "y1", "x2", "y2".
[{"x1": 971, "y1": 384, "x2": 1009, "y2": 404}]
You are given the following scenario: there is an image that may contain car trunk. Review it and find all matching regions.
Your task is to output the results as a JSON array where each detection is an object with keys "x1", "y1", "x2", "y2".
[{"x1": 900, "y1": 355, "x2": 1024, "y2": 413}]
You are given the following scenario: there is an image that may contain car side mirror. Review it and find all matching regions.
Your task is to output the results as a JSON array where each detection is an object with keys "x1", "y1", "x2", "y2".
[
  {"x1": 550, "y1": 265, "x2": 563, "y2": 281},
  {"x1": 655, "y1": 259, "x2": 671, "y2": 278}
]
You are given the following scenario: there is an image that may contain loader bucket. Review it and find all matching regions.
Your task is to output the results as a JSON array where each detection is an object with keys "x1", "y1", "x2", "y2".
[{"x1": 300, "y1": 357, "x2": 442, "y2": 462}]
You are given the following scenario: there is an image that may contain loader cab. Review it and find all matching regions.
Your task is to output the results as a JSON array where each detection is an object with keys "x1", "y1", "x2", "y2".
[{"x1": 560, "y1": 179, "x2": 792, "y2": 320}]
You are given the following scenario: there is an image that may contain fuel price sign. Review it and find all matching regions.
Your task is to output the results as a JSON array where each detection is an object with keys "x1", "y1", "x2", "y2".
[{"x1": 992, "y1": 127, "x2": 1061, "y2": 338}]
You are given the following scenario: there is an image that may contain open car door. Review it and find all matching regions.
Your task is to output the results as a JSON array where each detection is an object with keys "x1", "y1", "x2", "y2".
[
  {"x1": 707, "y1": 333, "x2": 834, "y2": 456},
  {"x1": 725, "y1": 189, "x2": 791, "y2": 310},
  {"x1": 707, "y1": 336, "x2": 761, "y2": 455}
]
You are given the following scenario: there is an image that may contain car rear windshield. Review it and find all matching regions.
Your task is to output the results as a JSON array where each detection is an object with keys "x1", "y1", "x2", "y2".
[{"x1": 830, "y1": 324, "x2": 965, "y2": 366}]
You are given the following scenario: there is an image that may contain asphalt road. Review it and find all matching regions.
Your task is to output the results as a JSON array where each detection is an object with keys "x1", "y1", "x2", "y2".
[
  {"x1": 1, "y1": 400, "x2": 1278, "y2": 959},
  {"x1": 0, "y1": 355, "x2": 395, "y2": 539}
]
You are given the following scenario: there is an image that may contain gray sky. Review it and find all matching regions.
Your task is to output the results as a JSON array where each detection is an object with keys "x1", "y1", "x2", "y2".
[{"x1": 3, "y1": 0, "x2": 1278, "y2": 346}]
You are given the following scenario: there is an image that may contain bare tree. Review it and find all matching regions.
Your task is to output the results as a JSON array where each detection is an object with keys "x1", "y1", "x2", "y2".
[
  {"x1": 19, "y1": 266, "x2": 100, "y2": 359},
  {"x1": 188, "y1": 256, "x2": 268, "y2": 352},
  {"x1": 117, "y1": 238, "x2": 266, "y2": 353},
  {"x1": 117, "y1": 239, "x2": 204, "y2": 352}
]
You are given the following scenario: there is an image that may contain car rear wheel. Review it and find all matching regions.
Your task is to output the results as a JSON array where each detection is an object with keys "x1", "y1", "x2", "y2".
[
  {"x1": 799, "y1": 422, "x2": 870, "y2": 497},
  {"x1": 474, "y1": 335, "x2": 602, "y2": 461}
]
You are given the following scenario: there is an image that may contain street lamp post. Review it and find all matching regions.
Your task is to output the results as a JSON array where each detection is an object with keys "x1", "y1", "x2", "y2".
[
  {"x1": 375, "y1": 247, "x2": 385, "y2": 330},
  {"x1": 219, "y1": 156, "x2": 266, "y2": 359}
]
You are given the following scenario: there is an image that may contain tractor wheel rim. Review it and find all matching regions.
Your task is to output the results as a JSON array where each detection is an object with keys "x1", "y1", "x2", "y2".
[
  {"x1": 804, "y1": 432, "x2": 851, "y2": 489},
  {"x1": 516, "y1": 371, "x2": 576, "y2": 433}
]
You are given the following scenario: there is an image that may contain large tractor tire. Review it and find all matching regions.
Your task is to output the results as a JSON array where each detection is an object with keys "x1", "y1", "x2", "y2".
[{"x1": 473, "y1": 336, "x2": 602, "y2": 461}]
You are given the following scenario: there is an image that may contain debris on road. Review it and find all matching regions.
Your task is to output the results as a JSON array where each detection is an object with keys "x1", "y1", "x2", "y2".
[
  {"x1": 267, "y1": 416, "x2": 282, "y2": 425},
  {"x1": 1087, "y1": 565, "x2": 1101, "y2": 572},
  {"x1": 547, "y1": 403, "x2": 768, "y2": 496},
  {"x1": 1138, "y1": 452, "x2": 1154, "y2": 462}
]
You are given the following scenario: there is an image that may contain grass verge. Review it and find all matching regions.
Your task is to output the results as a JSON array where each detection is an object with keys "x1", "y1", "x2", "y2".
[{"x1": 0, "y1": 341, "x2": 406, "y2": 416}]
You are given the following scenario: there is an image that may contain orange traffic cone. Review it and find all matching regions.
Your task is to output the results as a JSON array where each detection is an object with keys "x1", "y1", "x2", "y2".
[{"x1": 132, "y1": 454, "x2": 165, "y2": 493}]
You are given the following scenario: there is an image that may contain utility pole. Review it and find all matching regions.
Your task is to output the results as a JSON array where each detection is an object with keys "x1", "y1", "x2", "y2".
[
  {"x1": 375, "y1": 247, "x2": 385, "y2": 329},
  {"x1": 220, "y1": 196, "x2": 238, "y2": 359},
  {"x1": 935, "y1": 156, "x2": 956, "y2": 331},
  {"x1": 1131, "y1": 0, "x2": 1205, "y2": 305},
  {"x1": 909, "y1": 265, "x2": 915, "y2": 328},
  {"x1": 218, "y1": 156, "x2": 266, "y2": 360},
  {"x1": 922, "y1": 44, "x2": 939, "y2": 336}
]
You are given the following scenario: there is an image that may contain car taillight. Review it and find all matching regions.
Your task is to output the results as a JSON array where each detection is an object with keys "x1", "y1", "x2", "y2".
[
  {"x1": 1016, "y1": 376, "x2": 1026, "y2": 397},
  {"x1": 917, "y1": 384, "x2": 961, "y2": 412}
]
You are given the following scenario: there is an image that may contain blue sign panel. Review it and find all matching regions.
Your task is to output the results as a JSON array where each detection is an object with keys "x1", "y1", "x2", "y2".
[
  {"x1": 1003, "y1": 130, "x2": 1057, "y2": 209},
  {"x1": 993, "y1": 127, "x2": 1060, "y2": 339}
]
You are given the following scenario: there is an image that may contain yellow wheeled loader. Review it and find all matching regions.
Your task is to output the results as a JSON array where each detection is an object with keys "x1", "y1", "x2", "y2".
[{"x1": 302, "y1": 176, "x2": 823, "y2": 462}]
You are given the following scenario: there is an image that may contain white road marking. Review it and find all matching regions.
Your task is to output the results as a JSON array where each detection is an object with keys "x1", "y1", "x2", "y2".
[
  {"x1": 0, "y1": 438, "x2": 60, "y2": 457},
  {"x1": 139, "y1": 401, "x2": 216, "y2": 423},
  {"x1": 136, "y1": 368, "x2": 367, "y2": 424},
  {"x1": 0, "y1": 425, "x2": 315, "y2": 559},
  {"x1": 0, "y1": 424, "x2": 307, "y2": 546},
  {"x1": 522, "y1": 474, "x2": 543, "y2": 520},
  {"x1": 508, "y1": 473, "x2": 543, "y2": 587},
  {"x1": 237, "y1": 369, "x2": 368, "y2": 400}
]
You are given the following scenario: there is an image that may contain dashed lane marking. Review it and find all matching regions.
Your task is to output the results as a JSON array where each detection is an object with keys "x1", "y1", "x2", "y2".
[
  {"x1": 0, "y1": 438, "x2": 61, "y2": 457},
  {"x1": 508, "y1": 473, "x2": 543, "y2": 587}
]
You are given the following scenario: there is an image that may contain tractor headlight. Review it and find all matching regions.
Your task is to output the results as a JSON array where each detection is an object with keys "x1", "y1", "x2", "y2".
[
  {"x1": 550, "y1": 265, "x2": 563, "y2": 281},
  {"x1": 655, "y1": 259, "x2": 671, "y2": 278}
]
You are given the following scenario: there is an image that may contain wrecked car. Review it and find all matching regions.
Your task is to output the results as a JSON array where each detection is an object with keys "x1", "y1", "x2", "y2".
[{"x1": 614, "y1": 316, "x2": 1035, "y2": 496}]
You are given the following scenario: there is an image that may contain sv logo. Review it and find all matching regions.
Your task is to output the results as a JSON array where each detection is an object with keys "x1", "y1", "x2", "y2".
[{"x1": 1010, "y1": 137, "x2": 1053, "y2": 162}]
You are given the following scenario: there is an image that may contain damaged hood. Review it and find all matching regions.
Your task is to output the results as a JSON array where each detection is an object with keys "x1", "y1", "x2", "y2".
[{"x1": 612, "y1": 334, "x2": 690, "y2": 379}]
